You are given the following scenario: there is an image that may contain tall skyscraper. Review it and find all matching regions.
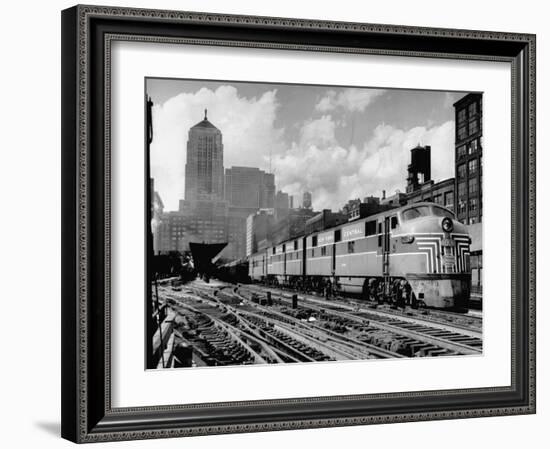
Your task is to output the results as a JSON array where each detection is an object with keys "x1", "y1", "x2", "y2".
[
  {"x1": 302, "y1": 191, "x2": 312, "y2": 209},
  {"x1": 184, "y1": 110, "x2": 224, "y2": 201},
  {"x1": 222, "y1": 167, "x2": 275, "y2": 260},
  {"x1": 224, "y1": 166, "x2": 275, "y2": 209},
  {"x1": 275, "y1": 190, "x2": 290, "y2": 219}
]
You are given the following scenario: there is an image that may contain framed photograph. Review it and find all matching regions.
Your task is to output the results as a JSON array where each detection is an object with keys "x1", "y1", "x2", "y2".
[{"x1": 61, "y1": 4, "x2": 536, "y2": 443}]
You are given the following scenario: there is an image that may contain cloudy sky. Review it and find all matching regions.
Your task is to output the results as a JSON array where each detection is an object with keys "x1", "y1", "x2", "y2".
[{"x1": 147, "y1": 78, "x2": 466, "y2": 212}]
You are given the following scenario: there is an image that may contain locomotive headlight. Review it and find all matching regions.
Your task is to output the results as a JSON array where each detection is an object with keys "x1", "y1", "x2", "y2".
[
  {"x1": 441, "y1": 217, "x2": 454, "y2": 233},
  {"x1": 401, "y1": 235, "x2": 415, "y2": 244}
]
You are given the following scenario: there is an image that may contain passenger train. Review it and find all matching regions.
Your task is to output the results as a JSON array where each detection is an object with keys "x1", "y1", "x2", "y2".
[{"x1": 248, "y1": 202, "x2": 472, "y2": 309}]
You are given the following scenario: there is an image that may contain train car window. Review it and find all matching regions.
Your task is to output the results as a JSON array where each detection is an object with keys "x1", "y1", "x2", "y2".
[
  {"x1": 282, "y1": 244, "x2": 286, "y2": 253},
  {"x1": 311, "y1": 249, "x2": 315, "y2": 257},
  {"x1": 365, "y1": 220, "x2": 377, "y2": 236},
  {"x1": 390, "y1": 216, "x2": 399, "y2": 229},
  {"x1": 402, "y1": 205, "x2": 431, "y2": 221},
  {"x1": 272, "y1": 247, "x2": 276, "y2": 255},
  {"x1": 334, "y1": 229, "x2": 341, "y2": 242},
  {"x1": 321, "y1": 246, "x2": 327, "y2": 256},
  {"x1": 348, "y1": 241, "x2": 355, "y2": 253},
  {"x1": 312, "y1": 235, "x2": 318, "y2": 247},
  {"x1": 377, "y1": 223, "x2": 382, "y2": 246},
  {"x1": 294, "y1": 240, "x2": 298, "y2": 250}
]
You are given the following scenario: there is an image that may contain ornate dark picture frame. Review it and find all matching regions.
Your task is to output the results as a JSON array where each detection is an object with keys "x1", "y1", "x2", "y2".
[{"x1": 61, "y1": 4, "x2": 536, "y2": 443}]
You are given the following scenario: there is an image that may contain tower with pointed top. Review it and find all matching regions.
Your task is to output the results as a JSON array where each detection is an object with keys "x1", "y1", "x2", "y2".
[{"x1": 184, "y1": 109, "x2": 224, "y2": 201}]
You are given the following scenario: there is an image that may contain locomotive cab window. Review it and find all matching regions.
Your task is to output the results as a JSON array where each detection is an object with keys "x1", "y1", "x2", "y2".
[
  {"x1": 431, "y1": 205, "x2": 455, "y2": 218},
  {"x1": 377, "y1": 222, "x2": 382, "y2": 246},
  {"x1": 294, "y1": 240, "x2": 298, "y2": 250},
  {"x1": 390, "y1": 216, "x2": 399, "y2": 229},
  {"x1": 401, "y1": 205, "x2": 431, "y2": 221},
  {"x1": 334, "y1": 229, "x2": 341, "y2": 242},
  {"x1": 312, "y1": 235, "x2": 318, "y2": 247}
]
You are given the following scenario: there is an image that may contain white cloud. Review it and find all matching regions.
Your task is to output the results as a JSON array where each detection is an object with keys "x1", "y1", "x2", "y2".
[
  {"x1": 273, "y1": 117, "x2": 455, "y2": 211},
  {"x1": 315, "y1": 88, "x2": 385, "y2": 113},
  {"x1": 150, "y1": 86, "x2": 285, "y2": 210},
  {"x1": 152, "y1": 84, "x2": 455, "y2": 214}
]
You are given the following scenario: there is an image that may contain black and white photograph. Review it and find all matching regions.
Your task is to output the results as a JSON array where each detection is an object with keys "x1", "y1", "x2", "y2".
[
  {"x1": 1, "y1": 0, "x2": 543, "y2": 445},
  {"x1": 146, "y1": 78, "x2": 484, "y2": 369}
]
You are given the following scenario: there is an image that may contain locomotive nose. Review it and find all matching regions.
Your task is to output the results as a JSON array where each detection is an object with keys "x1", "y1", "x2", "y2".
[{"x1": 441, "y1": 216, "x2": 454, "y2": 233}]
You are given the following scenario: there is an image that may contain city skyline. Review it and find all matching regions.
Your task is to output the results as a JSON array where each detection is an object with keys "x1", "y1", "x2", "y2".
[{"x1": 147, "y1": 78, "x2": 466, "y2": 213}]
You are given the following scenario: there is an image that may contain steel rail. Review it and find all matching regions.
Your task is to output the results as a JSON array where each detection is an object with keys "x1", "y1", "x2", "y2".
[
  {"x1": 238, "y1": 286, "x2": 481, "y2": 356},
  {"x1": 243, "y1": 284, "x2": 483, "y2": 339}
]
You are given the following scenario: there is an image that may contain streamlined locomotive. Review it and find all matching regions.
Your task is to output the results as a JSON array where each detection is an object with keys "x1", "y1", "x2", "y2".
[{"x1": 249, "y1": 202, "x2": 471, "y2": 309}]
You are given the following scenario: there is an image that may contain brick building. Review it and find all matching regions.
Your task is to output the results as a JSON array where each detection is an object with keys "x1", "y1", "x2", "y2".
[{"x1": 453, "y1": 93, "x2": 483, "y2": 225}]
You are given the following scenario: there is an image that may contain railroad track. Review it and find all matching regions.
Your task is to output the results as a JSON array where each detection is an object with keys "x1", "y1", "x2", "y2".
[
  {"x1": 241, "y1": 284, "x2": 483, "y2": 340},
  {"x1": 194, "y1": 287, "x2": 404, "y2": 361},
  {"x1": 159, "y1": 281, "x2": 482, "y2": 365},
  {"x1": 192, "y1": 281, "x2": 482, "y2": 336},
  {"x1": 163, "y1": 288, "x2": 348, "y2": 364},
  {"x1": 234, "y1": 302, "x2": 403, "y2": 360},
  {"x1": 234, "y1": 284, "x2": 482, "y2": 356},
  {"x1": 192, "y1": 282, "x2": 481, "y2": 356},
  {"x1": 166, "y1": 297, "x2": 265, "y2": 366}
]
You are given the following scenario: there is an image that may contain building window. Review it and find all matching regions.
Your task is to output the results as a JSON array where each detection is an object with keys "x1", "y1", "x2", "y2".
[
  {"x1": 469, "y1": 216, "x2": 478, "y2": 225},
  {"x1": 458, "y1": 181, "x2": 467, "y2": 198},
  {"x1": 458, "y1": 201, "x2": 467, "y2": 215},
  {"x1": 433, "y1": 194, "x2": 443, "y2": 205},
  {"x1": 469, "y1": 177, "x2": 478, "y2": 195},
  {"x1": 444, "y1": 191, "x2": 454, "y2": 209},
  {"x1": 457, "y1": 145, "x2": 467, "y2": 158},
  {"x1": 457, "y1": 125, "x2": 467, "y2": 141},
  {"x1": 468, "y1": 159, "x2": 478, "y2": 175},
  {"x1": 458, "y1": 108, "x2": 467, "y2": 123},
  {"x1": 468, "y1": 119, "x2": 479, "y2": 135},
  {"x1": 468, "y1": 139, "x2": 479, "y2": 154},
  {"x1": 348, "y1": 241, "x2": 355, "y2": 253},
  {"x1": 469, "y1": 198, "x2": 478, "y2": 212},
  {"x1": 458, "y1": 163, "x2": 466, "y2": 179},
  {"x1": 468, "y1": 101, "x2": 478, "y2": 116}
]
